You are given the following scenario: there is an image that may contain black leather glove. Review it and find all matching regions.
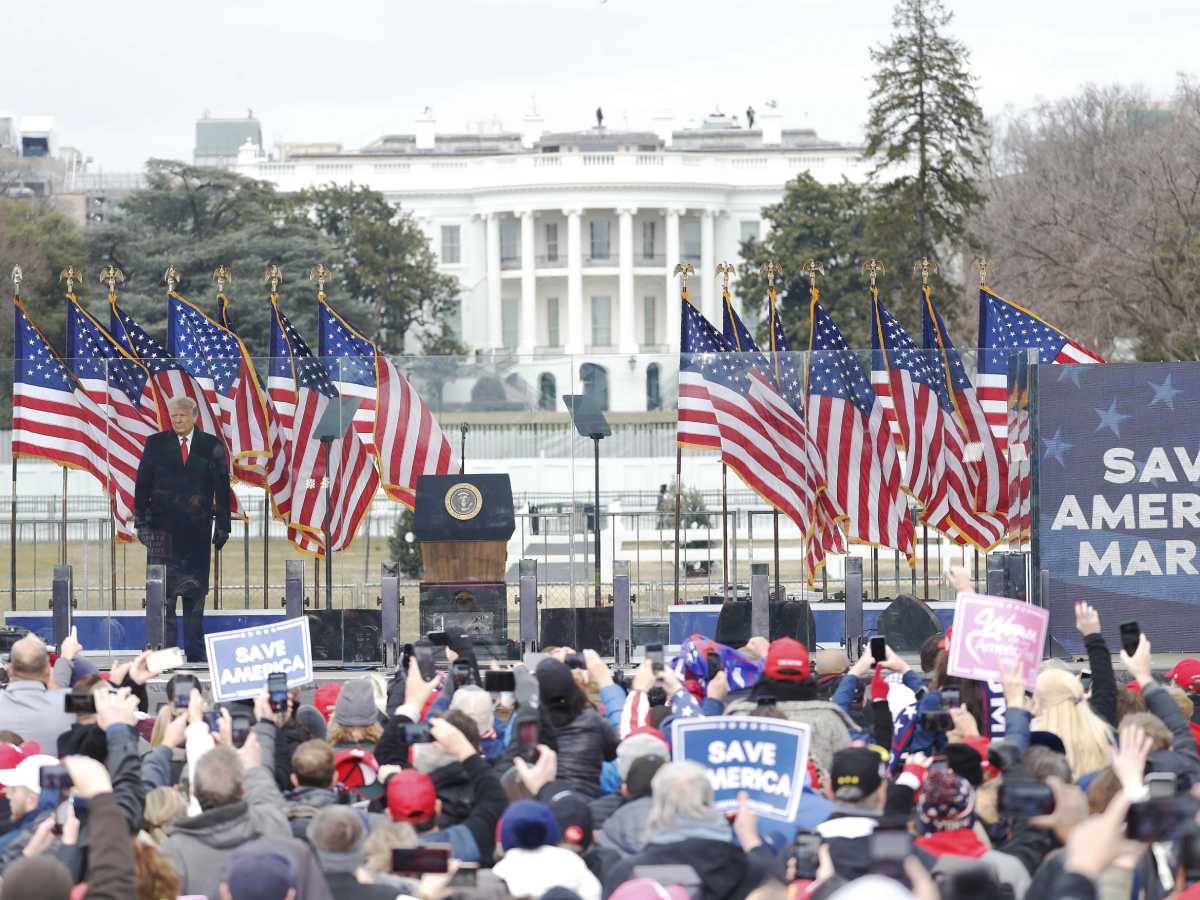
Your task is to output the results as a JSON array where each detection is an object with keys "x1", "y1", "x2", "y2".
[{"x1": 212, "y1": 529, "x2": 229, "y2": 550}]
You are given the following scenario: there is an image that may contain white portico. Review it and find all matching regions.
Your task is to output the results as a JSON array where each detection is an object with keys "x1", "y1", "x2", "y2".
[{"x1": 235, "y1": 110, "x2": 868, "y2": 410}]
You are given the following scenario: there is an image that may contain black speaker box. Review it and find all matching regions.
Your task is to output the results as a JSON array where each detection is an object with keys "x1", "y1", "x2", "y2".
[
  {"x1": 540, "y1": 607, "x2": 615, "y2": 656},
  {"x1": 876, "y1": 594, "x2": 943, "y2": 652},
  {"x1": 304, "y1": 610, "x2": 383, "y2": 663},
  {"x1": 714, "y1": 600, "x2": 816, "y2": 649}
]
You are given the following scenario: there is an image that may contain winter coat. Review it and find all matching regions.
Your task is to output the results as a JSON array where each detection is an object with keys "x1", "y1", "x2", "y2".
[
  {"x1": 430, "y1": 760, "x2": 477, "y2": 826},
  {"x1": 589, "y1": 792, "x2": 623, "y2": 830},
  {"x1": 160, "y1": 765, "x2": 330, "y2": 900},
  {"x1": 495, "y1": 845, "x2": 601, "y2": 900},
  {"x1": 553, "y1": 708, "x2": 619, "y2": 799},
  {"x1": 595, "y1": 795, "x2": 654, "y2": 856},
  {"x1": 283, "y1": 785, "x2": 344, "y2": 840}
]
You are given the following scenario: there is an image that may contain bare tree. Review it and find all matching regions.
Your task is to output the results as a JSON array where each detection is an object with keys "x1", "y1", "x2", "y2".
[{"x1": 973, "y1": 79, "x2": 1200, "y2": 360}]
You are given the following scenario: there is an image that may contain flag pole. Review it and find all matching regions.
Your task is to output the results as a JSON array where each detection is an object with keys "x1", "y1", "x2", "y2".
[
  {"x1": 10, "y1": 266, "x2": 21, "y2": 611},
  {"x1": 57, "y1": 267, "x2": 82, "y2": 570},
  {"x1": 715, "y1": 262, "x2": 735, "y2": 603},
  {"x1": 264, "y1": 265, "x2": 282, "y2": 608},
  {"x1": 672, "y1": 262, "x2": 694, "y2": 605},
  {"x1": 310, "y1": 264, "x2": 335, "y2": 612},
  {"x1": 99, "y1": 264, "x2": 129, "y2": 597},
  {"x1": 762, "y1": 260, "x2": 783, "y2": 605},
  {"x1": 802, "y1": 259, "x2": 826, "y2": 588}
]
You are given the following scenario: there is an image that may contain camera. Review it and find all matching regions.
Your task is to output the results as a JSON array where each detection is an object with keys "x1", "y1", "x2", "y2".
[{"x1": 998, "y1": 779, "x2": 1055, "y2": 817}]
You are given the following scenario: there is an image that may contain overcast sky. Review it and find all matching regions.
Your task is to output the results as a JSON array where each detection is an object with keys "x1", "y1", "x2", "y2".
[{"x1": 8, "y1": 0, "x2": 1199, "y2": 171}]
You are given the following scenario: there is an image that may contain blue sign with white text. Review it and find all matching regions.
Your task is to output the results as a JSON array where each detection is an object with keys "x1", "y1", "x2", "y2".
[
  {"x1": 1037, "y1": 362, "x2": 1200, "y2": 651},
  {"x1": 671, "y1": 716, "x2": 811, "y2": 822},
  {"x1": 205, "y1": 617, "x2": 314, "y2": 703}
]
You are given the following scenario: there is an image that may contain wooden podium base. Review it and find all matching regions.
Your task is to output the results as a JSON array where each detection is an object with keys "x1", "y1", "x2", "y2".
[{"x1": 420, "y1": 540, "x2": 507, "y2": 583}]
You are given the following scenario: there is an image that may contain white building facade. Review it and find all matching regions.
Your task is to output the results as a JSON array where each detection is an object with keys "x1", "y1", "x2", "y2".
[{"x1": 235, "y1": 110, "x2": 867, "y2": 411}]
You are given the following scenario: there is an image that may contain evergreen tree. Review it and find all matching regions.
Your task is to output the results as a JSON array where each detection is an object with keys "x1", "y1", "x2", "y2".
[
  {"x1": 737, "y1": 173, "x2": 878, "y2": 349},
  {"x1": 290, "y1": 184, "x2": 463, "y2": 356},
  {"x1": 864, "y1": 0, "x2": 987, "y2": 308},
  {"x1": 87, "y1": 159, "x2": 335, "y2": 356},
  {"x1": 389, "y1": 507, "x2": 423, "y2": 579}
]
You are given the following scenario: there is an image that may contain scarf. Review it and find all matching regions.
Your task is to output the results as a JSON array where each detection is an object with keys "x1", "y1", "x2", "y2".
[{"x1": 915, "y1": 828, "x2": 989, "y2": 859}]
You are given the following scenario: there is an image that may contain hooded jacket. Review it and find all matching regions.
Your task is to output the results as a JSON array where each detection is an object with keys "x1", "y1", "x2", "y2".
[
  {"x1": 282, "y1": 785, "x2": 344, "y2": 840},
  {"x1": 159, "y1": 762, "x2": 332, "y2": 900},
  {"x1": 595, "y1": 794, "x2": 654, "y2": 856},
  {"x1": 537, "y1": 659, "x2": 619, "y2": 798}
]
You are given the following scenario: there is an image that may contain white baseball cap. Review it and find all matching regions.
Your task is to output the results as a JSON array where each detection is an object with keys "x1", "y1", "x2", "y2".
[{"x1": 0, "y1": 755, "x2": 61, "y2": 793}]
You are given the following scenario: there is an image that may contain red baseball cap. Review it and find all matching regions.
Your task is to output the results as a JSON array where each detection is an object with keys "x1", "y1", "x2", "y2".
[
  {"x1": 313, "y1": 682, "x2": 342, "y2": 721},
  {"x1": 0, "y1": 742, "x2": 39, "y2": 796},
  {"x1": 386, "y1": 769, "x2": 438, "y2": 824},
  {"x1": 764, "y1": 638, "x2": 811, "y2": 681},
  {"x1": 1167, "y1": 659, "x2": 1200, "y2": 691},
  {"x1": 333, "y1": 748, "x2": 380, "y2": 797}
]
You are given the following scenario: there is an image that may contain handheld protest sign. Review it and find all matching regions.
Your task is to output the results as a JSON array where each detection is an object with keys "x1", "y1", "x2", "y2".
[
  {"x1": 946, "y1": 593, "x2": 1048, "y2": 691},
  {"x1": 205, "y1": 617, "x2": 314, "y2": 703},
  {"x1": 670, "y1": 716, "x2": 811, "y2": 822}
]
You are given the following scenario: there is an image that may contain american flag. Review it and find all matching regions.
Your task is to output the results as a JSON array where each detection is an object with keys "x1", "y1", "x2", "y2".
[
  {"x1": 168, "y1": 292, "x2": 272, "y2": 479},
  {"x1": 110, "y1": 298, "x2": 222, "y2": 440},
  {"x1": 677, "y1": 296, "x2": 817, "y2": 539},
  {"x1": 271, "y1": 297, "x2": 379, "y2": 552},
  {"x1": 807, "y1": 297, "x2": 913, "y2": 557},
  {"x1": 318, "y1": 297, "x2": 454, "y2": 508},
  {"x1": 220, "y1": 296, "x2": 318, "y2": 555},
  {"x1": 55, "y1": 296, "x2": 156, "y2": 538},
  {"x1": 870, "y1": 291, "x2": 1005, "y2": 551},
  {"x1": 109, "y1": 298, "x2": 243, "y2": 520},
  {"x1": 922, "y1": 291, "x2": 1009, "y2": 516},
  {"x1": 977, "y1": 286, "x2": 1104, "y2": 439},
  {"x1": 66, "y1": 296, "x2": 160, "y2": 439}
]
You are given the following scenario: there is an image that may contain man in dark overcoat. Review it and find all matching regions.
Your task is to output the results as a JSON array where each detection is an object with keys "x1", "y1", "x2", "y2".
[{"x1": 134, "y1": 396, "x2": 231, "y2": 662}]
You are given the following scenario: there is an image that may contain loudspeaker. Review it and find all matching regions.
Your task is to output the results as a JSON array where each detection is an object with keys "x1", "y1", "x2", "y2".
[
  {"x1": 876, "y1": 594, "x2": 943, "y2": 652},
  {"x1": 714, "y1": 600, "x2": 816, "y2": 648},
  {"x1": 341, "y1": 610, "x2": 383, "y2": 663},
  {"x1": 540, "y1": 607, "x2": 615, "y2": 656},
  {"x1": 305, "y1": 610, "x2": 343, "y2": 661}
]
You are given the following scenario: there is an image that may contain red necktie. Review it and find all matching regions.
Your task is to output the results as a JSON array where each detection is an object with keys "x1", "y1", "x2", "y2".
[{"x1": 179, "y1": 435, "x2": 188, "y2": 465}]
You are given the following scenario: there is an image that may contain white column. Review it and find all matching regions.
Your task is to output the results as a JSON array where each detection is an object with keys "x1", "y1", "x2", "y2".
[
  {"x1": 700, "y1": 209, "x2": 716, "y2": 324},
  {"x1": 519, "y1": 210, "x2": 536, "y2": 356},
  {"x1": 617, "y1": 207, "x2": 638, "y2": 354},
  {"x1": 485, "y1": 213, "x2": 502, "y2": 349},
  {"x1": 564, "y1": 208, "x2": 584, "y2": 355},
  {"x1": 665, "y1": 207, "x2": 682, "y2": 351}
]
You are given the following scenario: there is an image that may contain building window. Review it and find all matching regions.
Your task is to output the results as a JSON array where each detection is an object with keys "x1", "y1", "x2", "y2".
[
  {"x1": 580, "y1": 363, "x2": 609, "y2": 411},
  {"x1": 642, "y1": 221, "x2": 656, "y2": 260},
  {"x1": 590, "y1": 295, "x2": 612, "y2": 346},
  {"x1": 643, "y1": 296, "x2": 657, "y2": 346},
  {"x1": 589, "y1": 220, "x2": 610, "y2": 260},
  {"x1": 739, "y1": 220, "x2": 759, "y2": 248},
  {"x1": 538, "y1": 373, "x2": 557, "y2": 411},
  {"x1": 441, "y1": 225, "x2": 461, "y2": 264},
  {"x1": 646, "y1": 363, "x2": 662, "y2": 411},
  {"x1": 681, "y1": 221, "x2": 701, "y2": 262},
  {"x1": 449, "y1": 299, "x2": 463, "y2": 340},
  {"x1": 500, "y1": 221, "x2": 520, "y2": 266},
  {"x1": 546, "y1": 297, "x2": 560, "y2": 347},
  {"x1": 545, "y1": 223, "x2": 559, "y2": 263},
  {"x1": 501, "y1": 298, "x2": 519, "y2": 350}
]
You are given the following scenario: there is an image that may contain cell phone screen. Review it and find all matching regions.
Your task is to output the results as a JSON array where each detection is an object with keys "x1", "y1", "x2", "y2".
[
  {"x1": 484, "y1": 670, "x2": 516, "y2": 693},
  {"x1": 1120, "y1": 621, "x2": 1141, "y2": 656},
  {"x1": 231, "y1": 714, "x2": 251, "y2": 748},
  {"x1": 392, "y1": 846, "x2": 450, "y2": 874},
  {"x1": 414, "y1": 641, "x2": 437, "y2": 681},
  {"x1": 174, "y1": 676, "x2": 195, "y2": 708},
  {"x1": 64, "y1": 692, "x2": 96, "y2": 715},
  {"x1": 870, "y1": 636, "x2": 886, "y2": 663},
  {"x1": 267, "y1": 672, "x2": 288, "y2": 712}
]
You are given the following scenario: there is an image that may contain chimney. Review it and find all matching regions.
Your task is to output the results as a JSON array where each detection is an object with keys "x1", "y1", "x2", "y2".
[
  {"x1": 761, "y1": 107, "x2": 783, "y2": 146},
  {"x1": 415, "y1": 108, "x2": 436, "y2": 151},
  {"x1": 521, "y1": 111, "x2": 544, "y2": 149},
  {"x1": 652, "y1": 109, "x2": 674, "y2": 148}
]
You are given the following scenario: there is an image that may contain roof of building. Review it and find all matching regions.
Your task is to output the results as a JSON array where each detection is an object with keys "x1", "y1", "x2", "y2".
[{"x1": 195, "y1": 117, "x2": 263, "y2": 157}]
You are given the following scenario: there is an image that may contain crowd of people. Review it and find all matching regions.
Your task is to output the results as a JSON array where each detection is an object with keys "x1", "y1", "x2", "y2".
[{"x1": 0, "y1": 595, "x2": 1198, "y2": 900}]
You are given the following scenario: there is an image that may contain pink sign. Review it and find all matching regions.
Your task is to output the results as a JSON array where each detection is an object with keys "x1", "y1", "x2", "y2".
[{"x1": 946, "y1": 593, "x2": 1048, "y2": 690}]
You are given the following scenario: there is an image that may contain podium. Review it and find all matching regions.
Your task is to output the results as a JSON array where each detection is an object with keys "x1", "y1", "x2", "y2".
[{"x1": 415, "y1": 475, "x2": 516, "y2": 658}]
